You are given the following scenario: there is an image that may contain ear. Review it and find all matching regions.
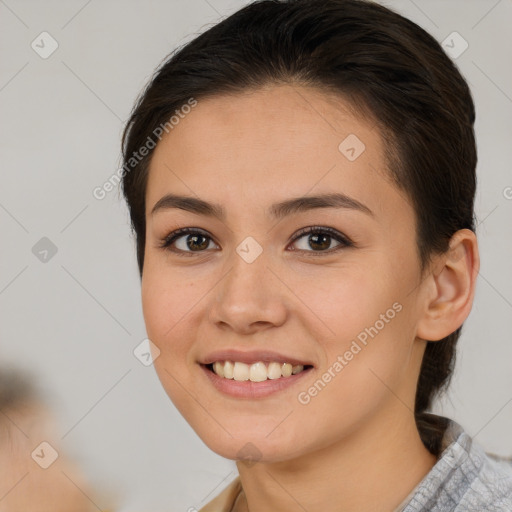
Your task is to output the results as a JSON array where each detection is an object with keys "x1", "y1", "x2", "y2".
[{"x1": 416, "y1": 229, "x2": 480, "y2": 342}]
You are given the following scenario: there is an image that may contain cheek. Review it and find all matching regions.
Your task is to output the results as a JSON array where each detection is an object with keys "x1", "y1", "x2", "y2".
[
  {"x1": 296, "y1": 309, "x2": 413, "y2": 444},
  {"x1": 306, "y1": 266, "x2": 415, "y2": 391},
  {"x1": 141, "y1": 267, "x2": 199, "y2": 407},
  {"x1": 141, "y1": 257, "x2": 199, "y2": 335},
  {"x1": 299, "y1": 264, "x2": 398, "y2": 342}
]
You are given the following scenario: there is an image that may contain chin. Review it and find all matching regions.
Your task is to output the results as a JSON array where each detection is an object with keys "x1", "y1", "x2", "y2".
[
  {"x1": 206, "y1": 438, "x2": 298, "y2": 465},
  {"x1": 191, "y1": 418, "x2": 305, "y2": 464}
]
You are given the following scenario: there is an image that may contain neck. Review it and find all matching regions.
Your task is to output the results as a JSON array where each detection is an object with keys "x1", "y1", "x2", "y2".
[{"x1": 235, "y1": 404, "x2": 437, "y2": 512}]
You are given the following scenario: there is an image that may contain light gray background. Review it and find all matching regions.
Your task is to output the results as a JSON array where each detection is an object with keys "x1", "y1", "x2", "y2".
[{"x1": 1, "y1": 0, "x2": 511, "y2": 510}]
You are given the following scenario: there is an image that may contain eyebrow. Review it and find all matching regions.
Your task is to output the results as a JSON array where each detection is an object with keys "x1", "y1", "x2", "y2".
[{"x1": 150, "y1": 192, "x2": 373, "y2": 220}]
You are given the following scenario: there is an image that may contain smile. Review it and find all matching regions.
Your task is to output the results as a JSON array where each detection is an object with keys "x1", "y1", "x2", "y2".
[{"x1": 209, "y1": 360, "x2": 310, "y2": 382}]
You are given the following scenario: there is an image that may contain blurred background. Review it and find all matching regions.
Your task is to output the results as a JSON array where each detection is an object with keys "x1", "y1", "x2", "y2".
[{"x1": 1, "y1": 0, "x2": 511, "y2": 510}]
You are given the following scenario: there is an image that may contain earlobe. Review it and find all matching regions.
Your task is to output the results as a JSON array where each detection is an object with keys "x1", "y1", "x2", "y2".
[{"x1": 416, "y1": 229, "x2": 480, "y2": 342}]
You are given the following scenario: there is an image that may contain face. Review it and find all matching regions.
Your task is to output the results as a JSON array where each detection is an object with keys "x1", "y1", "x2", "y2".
[{"x1": 142, "y1": 84, "x2": 428, "y2": 463}]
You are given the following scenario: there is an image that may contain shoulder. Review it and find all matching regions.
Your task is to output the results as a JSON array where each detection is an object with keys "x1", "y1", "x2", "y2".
[
  {"x1": 198, "y1": 476, "x2": 242, "y2": 512},
  {"x1": 455, "y1": 448, "x2": 512, "y2": 511},
  {"x1": 403, "y1": 417, "x2": 512, "y2": 512}
]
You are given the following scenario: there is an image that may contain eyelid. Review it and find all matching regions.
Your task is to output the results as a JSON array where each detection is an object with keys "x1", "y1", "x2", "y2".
[
  {"x1": 158, "y1": 227, "x2": 218, "y2": 255},
  {"x1": 290, "y1": 225, "x2": 353, "y2": 248},
  {"x1": 159, "y1": 225, "x2": 354, "y2": 256}
]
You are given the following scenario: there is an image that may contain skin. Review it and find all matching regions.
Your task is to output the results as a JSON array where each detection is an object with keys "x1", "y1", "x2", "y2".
[
  {"x1": 0, "y1": 403, "x2": 109, "y2": 512},
  {"x1": 141, "y1": 84, "x2": 479, "y2": 512}
]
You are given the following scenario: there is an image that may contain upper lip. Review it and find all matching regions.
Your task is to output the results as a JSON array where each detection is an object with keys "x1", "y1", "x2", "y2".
[{"x1": 200, "y1": 349, "x2": 314, "y2": 367}]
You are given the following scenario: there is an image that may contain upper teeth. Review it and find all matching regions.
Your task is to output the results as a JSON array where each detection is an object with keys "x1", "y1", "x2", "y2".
[{"x1": 212, "y1": 361, "x2": 305, "y2": 382}]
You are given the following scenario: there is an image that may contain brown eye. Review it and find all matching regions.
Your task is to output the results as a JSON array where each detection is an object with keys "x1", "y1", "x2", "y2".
[
  {"x1": 182, "y1": 233, "x2": 210, "y2": 251},
  {"x1": 297, "y1": 232, "x2": 335, "y2": 251},
  {"x1": 160, "y1": 225, "x2": 353, "y2": 257},
  {"x1": 289, "y1": 226, "x2": 353, "y2": 255},
  {"x1": 160, "y1": 228, "x2": 218, "y2": 254}
]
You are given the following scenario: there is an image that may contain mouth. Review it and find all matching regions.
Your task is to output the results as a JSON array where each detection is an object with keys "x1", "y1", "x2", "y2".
[
  {"x1": 198, "y1": 349, "x2": 315, "y2": 398},
  {"x1": 199, "y1": 360, "x2": 314, "y2": 399},
  {"x1": 202, "y1": 360, "x2": 314, "y2": 382}
]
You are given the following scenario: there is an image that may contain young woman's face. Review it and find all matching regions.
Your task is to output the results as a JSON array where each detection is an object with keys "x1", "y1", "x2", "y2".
[{"x1": 142, "y1": 85, "x2": 429, "y2": 463}]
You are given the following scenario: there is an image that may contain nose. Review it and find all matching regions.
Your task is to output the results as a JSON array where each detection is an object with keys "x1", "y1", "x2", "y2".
[{"x1": 208, "y1": 243, "x2": 288, "y2": 334}]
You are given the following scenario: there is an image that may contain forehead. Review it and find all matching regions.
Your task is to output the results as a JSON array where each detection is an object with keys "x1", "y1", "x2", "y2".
[{"x1": 146, "y1": 84, "x2": 410, "y2": 223}]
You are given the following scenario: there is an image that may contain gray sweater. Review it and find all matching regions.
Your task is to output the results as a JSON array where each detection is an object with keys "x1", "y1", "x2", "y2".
[{"x1": 396, "y1": 416, "x2": 512, "y2": 511}]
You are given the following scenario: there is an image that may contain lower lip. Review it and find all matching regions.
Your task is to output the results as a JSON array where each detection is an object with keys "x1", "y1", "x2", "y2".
[{"x1": 200, "y1": 364, "x2": 314, "y2": 399}]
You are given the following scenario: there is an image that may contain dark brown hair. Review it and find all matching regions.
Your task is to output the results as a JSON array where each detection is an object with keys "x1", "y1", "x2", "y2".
[{"x1": 121, "y1": 0, "x2": 477, "y2": 456}]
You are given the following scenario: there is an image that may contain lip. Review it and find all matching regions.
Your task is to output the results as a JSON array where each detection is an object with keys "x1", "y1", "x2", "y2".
[
  {"x1": 199, "y1": 363, "x2": 314, "y2": 399},
  {"x1": 200, "y1": 349, "x2": 314, "y2": 367}
]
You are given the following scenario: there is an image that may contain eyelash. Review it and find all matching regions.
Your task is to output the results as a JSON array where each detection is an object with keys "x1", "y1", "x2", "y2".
[{"x1": 158, "y1": 225, "x2": 354, "y2": 257}]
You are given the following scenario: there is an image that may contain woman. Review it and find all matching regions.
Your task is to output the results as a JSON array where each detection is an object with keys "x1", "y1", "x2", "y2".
[{"x1": 120, "y1": 0, "x2": 512, "y2": 510}]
